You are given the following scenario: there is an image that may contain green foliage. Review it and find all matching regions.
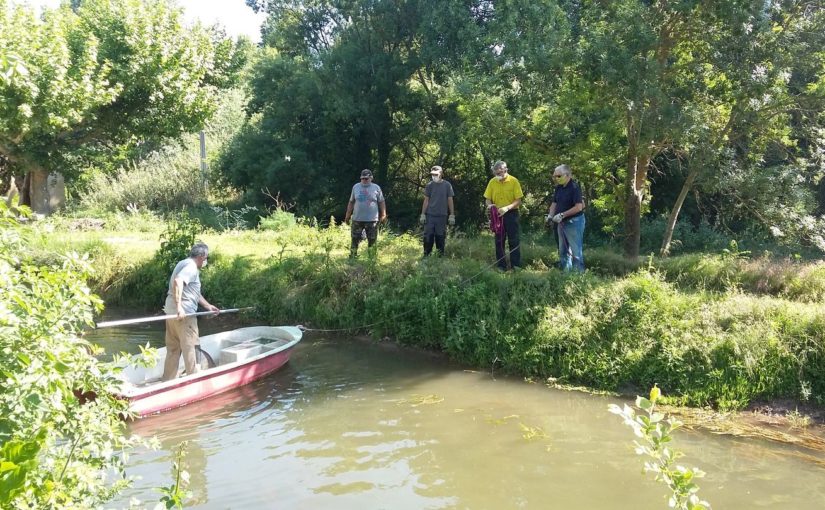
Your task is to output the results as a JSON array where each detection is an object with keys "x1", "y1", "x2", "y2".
[
  {"x1": 156, "y1": 213, "x2": 203, "y2": 274},
  {"x1": 0, "y1": 0, "x2": 245, "y2": 215},
  {"x1": 0, "y1": 201, "x2": 140, "y2": 508},
  {"x1": 609, "y1": 387, "x2": 712, "y2": 510},
  {"x1": 156, "y1": 442, "x2": 191, "y2": 509},
  {"x1": 77, "y1": 88, "x2": 248, "y2": 212},
  {"x1": 259, "y1": 209, "x2": 297, "y2": 232},
  {"x1": 85, "y1": 221, "x2": 825, "y2": 411}
]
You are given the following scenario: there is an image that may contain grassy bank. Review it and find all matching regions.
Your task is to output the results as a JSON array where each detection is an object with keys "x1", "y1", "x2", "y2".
[{"x1": 37, "y1": 218, "x2": 825, "y2": 411}]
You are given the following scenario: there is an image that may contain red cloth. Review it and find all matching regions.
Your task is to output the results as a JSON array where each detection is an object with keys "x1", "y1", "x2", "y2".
[{"x1": 489, "y1": 206, "x2": 504, "y2": 235}]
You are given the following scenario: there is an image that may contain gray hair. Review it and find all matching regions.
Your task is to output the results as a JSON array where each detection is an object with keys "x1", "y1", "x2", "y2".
[
  {"x1": 554, "y1": 164, "x2": 572, "y2": 177},
  {"x1": 189, "y1": 242, "x2": 209, "y2": 258},
  {"x1": 492, "y1": 160, "x2": 507, "y2": 172},
  {"x1": 430, "y1": 165, "x2": 443, "y2": 175}
]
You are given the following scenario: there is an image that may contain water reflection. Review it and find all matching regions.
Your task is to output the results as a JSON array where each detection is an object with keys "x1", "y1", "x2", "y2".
[{"x1": 88, "y1": 326, "x2": 825, "y2": 509}]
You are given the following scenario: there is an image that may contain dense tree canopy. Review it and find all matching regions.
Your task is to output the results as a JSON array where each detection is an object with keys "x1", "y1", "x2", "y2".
[
  {"x1": 227, "y1": 0, "x2": 824, "y2": 257},
  {"x1": 0, "y1": 0, "x2": 246, "y2": 214}
]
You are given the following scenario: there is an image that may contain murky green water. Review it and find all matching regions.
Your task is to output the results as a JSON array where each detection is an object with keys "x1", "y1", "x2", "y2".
[{"x1": 87, "y1": 321, "x2": 825, "y2": 509}]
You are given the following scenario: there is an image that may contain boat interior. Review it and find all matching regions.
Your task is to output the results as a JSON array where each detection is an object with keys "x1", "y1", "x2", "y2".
[{"x1": 119, "y1": 327, "x2": 298, "y2": 387}]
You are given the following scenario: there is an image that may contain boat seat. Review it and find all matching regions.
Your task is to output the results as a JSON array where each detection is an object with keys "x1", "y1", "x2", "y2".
[{"x1": 219, "y1": 341, "x2": 263, "y2": 365}]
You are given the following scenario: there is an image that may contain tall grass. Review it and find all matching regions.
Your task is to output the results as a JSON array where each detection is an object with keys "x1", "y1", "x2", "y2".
[{"x1": 77, "y1": 89, "x2": 247, "y2": 213}]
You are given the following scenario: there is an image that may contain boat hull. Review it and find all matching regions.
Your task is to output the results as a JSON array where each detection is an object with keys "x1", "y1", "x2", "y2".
[{"x1": 116, "y1": 326, "x2": 301, "y2": 418}]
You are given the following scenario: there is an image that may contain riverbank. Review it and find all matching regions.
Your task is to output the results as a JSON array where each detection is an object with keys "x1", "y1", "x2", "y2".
[{"x1": 35, "y1": 219, "x2": 825, "y2": 418}]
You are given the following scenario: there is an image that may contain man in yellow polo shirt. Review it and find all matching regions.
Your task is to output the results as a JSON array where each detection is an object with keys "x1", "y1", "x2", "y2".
[{"x1": 484, "y1": 160, "x2": 524, "y2": 271}]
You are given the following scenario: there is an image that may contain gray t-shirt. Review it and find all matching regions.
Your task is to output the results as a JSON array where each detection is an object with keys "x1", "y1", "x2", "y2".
[
  {"x1": 424, "y1": 180, "x2": 455, "y2": 216},
  {"x1": 350, "y1": 182, "x2": 385, "y2": 222},
  {"x1": 163, "y1": 258, "x2": 201, "y2": 314}
]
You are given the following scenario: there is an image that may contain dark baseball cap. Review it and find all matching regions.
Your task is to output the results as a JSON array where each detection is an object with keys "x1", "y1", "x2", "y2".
[{"x1": 360, "y1": 169, "x2": 373, "y2": 178}]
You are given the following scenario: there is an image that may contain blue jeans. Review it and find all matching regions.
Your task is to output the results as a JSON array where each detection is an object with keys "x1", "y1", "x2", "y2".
[{"x1": 558, "y1": 214, "x2": 585, "y2": 272}]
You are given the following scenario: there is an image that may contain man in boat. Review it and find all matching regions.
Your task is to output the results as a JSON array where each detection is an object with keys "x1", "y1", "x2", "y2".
[
  {"x1": 546, "y1": 164, "x2": 585, "y2": 272},
  {"x1": 419, "y1": 165, "x2": 456, "y2": 257},
  {"x1": 344, "y1": 169, "x2": 387, "y2": 257},
  {"x1": 162, "y1": 242, "x2": 220, "y2": 380},
  {"x1": 484, "y1": 160, "x2": 524, "y2": 271}
]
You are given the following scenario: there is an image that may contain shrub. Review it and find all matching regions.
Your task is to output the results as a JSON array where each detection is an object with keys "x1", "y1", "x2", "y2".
[
  {"x1": 259, "y1": 209, "x2": 297, "y2": 231},
  {"x1": 0, "y1": 203, "x2": 140, "y2": 508}
]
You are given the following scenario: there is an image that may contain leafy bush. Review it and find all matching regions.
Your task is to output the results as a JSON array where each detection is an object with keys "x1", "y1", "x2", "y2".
[
  {"x1": 156, "y1": 213, "x2": 204, "y2": 274},
  {"x1": 0, "y1": 203, "x2": 140, "y2": 508},
  {"x1": 77, "y1": 89, "x2": 248, "y2": 213},
  {"x1": 259, "y1": 209, "x2": 297, "y2": 231}
]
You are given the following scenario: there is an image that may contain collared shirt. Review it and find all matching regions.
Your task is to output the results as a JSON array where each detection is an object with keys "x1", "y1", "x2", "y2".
[
  {"x1": 483, "y1": 174, "x2": 524, "y2": 208},
  {"x1": 553, "y1": 179, "x2": 584, "y2": 218}
]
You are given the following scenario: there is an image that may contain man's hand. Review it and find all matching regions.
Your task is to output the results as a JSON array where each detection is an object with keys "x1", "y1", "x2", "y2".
[
  {"x1": 176, "y1": 305, "x2": 186, "y2": 320},
  {"x1": 344, "y1": 216, "x2": 351, "y2": 225},
  {"x1": 419, "y1": 214, "x2": 426, "y2": 225},
  {"x1": 545, "y1": 213, "x2": 553, "y2": 224},
  {"x1": 380, "y1": 214, "x2": 388, "y2": 224},
  {"x1": 448, "y1": 214, "x2": 456, "y2": 226},
  {"x1": 206, "y1": 303, "x2": 220, "y2": 318},
  {"x1": 552, "y1": 213, "x2": 564, "y2": 224},
  {"x1": 486, "y1": 203, "x2": 494, "y2": 211},
  {"x1": 499, "y1": 205, "x2": 510, "y2": 215}
]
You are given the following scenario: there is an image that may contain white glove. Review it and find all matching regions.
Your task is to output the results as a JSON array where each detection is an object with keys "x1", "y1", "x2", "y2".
[
  {"x1": 552, "y1": 213, "x2": 564, "y2": 224},
  {"x1": 545, "y1": 213, "x2": 553, "y2": 223},
  {"x1": 499, "y1": 205, "x2": 509, "y2": 214},
  {"x1": 448, "y1": 214, "x2": 456, "y2": 226},
  {"x1": 419, "y1": 214, "x2": 426, "y2": 225}
]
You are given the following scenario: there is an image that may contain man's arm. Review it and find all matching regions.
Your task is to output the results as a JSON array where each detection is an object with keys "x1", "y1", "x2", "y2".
[
  {"x1": 558, "y1": 202, "x2": 584, "y2": 218},
  {"x1": 344, "y1": 199, "x2": 354, "y2": 224},
  {"x1": 447, "y1": 196, "x2": 454, "y2": 216},
  {"x1": 379, "y1": 201, "x2": 387, "y2": 223},
  {"x1": 421, "y1": 197, "x2": 429, "y2": 215},
  {"x1": 198, "y1": 295, "x2": 219, "y2": 315},
  {"x1": 172, "y1": 277, "x2": 186, "y2": 319},
  {"x1": 498, "y1": 198, "x2": 521, "y2": 215}
]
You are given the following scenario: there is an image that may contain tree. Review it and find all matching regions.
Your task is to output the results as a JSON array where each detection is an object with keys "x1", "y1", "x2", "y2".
[
  {"x1": 577, "y1": 0, "x2": 825, "y2": 259},
  {"x1": 0, "y1": 0, "x2": 236, "y2": 215}
]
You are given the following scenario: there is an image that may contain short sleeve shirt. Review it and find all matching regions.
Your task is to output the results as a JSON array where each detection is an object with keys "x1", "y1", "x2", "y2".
[
  {"x1": 483, "y1": 174, "x2": 524, "y2": 208},
  {"x1": 424, "y1": 180, "x2": 455, "y2": 216},
  {"x1": 350, "y1": 183, "x2": 385, "y2": 222},
  {"x1": 163, "y1": 258, "x2": 201, "y2": 314},
  {"x1": 553, "y1": 180, "x2": 583, "y2": 218}
]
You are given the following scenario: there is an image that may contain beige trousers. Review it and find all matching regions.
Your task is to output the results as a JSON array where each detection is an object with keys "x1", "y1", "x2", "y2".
[{"x1": 162, "y1": 316, "x2": 200, "y2": 381}]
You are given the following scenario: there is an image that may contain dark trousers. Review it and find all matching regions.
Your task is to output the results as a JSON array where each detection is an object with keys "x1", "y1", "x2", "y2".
[
  {"x1": 495, "y1": 211, "x2": 521, "y2": 269},
  {"x1": 423, "y1": 214, "x2": 447, "y2": 256},
  {"x1": 350, "y1": 221, "x2": 378, "y2": 256}
]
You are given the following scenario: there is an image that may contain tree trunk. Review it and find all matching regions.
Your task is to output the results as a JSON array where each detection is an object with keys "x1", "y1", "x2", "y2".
[
  {"x1": 29, "y1": 168, "x2": 51, "y2": 215},
  {"x1": 24, "y1": 168, "x2": 65, "y2": 216},
  {"x1": 623, "y1": 148, "x2": 649, "y2": 261},
  {"x1": 660, "y1": 167, "x2": 698, "y2": 257}
]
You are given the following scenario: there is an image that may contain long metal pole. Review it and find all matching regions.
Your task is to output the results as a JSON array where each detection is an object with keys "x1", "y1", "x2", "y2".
[{"x1": 95, "y1": 307, "x2": 255, "y2": 329}]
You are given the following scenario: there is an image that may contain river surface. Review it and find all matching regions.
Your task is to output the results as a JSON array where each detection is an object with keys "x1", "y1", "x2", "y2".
[{"x1": 87, "y1": 319, "x2": 825, "y2": 509}]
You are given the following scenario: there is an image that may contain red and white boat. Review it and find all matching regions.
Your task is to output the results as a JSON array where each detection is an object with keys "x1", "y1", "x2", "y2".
[{"x1": 116, "y1": 326, "x2": 302, "y2": 417}]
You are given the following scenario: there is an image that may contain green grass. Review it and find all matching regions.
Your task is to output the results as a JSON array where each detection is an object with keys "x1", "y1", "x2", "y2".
[{"x1": 32, "y1": 219, "x2": 825, "y2": 411}]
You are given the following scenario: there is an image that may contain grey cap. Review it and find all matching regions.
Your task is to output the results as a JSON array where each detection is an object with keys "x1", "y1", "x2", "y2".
[{"x1": 360, "y1": 169, "x2": 373, "y2": 178}]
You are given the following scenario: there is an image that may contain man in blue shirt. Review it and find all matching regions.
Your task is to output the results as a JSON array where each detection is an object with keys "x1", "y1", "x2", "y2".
[
  {"x1": 344, "y1": 169, "x2": 387, "y2": 257},
  {"x1": 547, "y1": 164, "x2": 585, "y2": 271}
]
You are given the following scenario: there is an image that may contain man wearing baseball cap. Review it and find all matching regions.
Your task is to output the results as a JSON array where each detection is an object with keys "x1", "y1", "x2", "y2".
[
  {"x1": 344, "y1": 169, "x2": 387, "y2": 257},
  {"x1": 419, "y1": 165, "x2": 456, "y2": 257}
]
